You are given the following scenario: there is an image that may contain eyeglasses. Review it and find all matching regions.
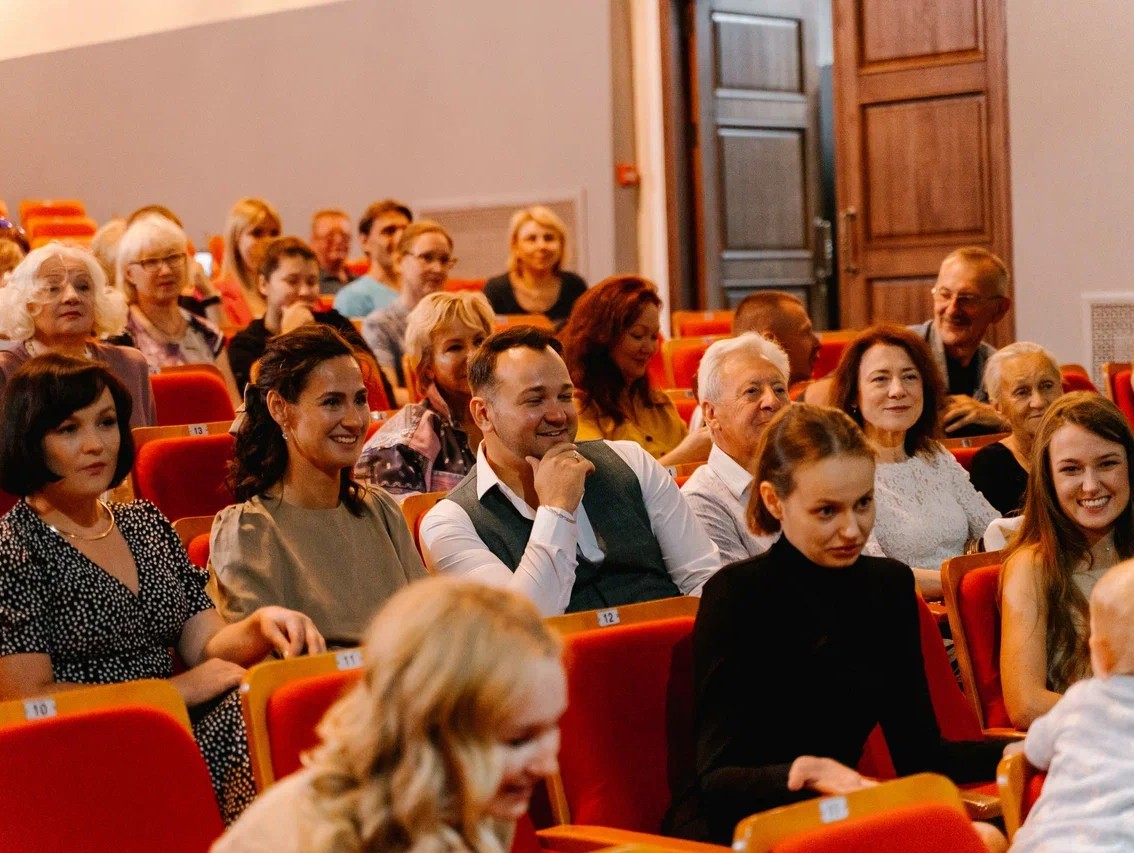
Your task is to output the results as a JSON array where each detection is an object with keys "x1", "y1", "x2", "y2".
[
  {"x1": 130, "y1": 252, "x2": 187, "y2": 273},
  {"x1": 405, "y1": 251, "x2": 457, "y2": 270},
  {"x1": 930, "y1": 286, "x2": 1003, "y2": 310}
]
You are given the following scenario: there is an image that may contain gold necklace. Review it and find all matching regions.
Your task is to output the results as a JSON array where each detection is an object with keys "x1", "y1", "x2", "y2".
[{"x1": 46, "y1": 500, "x2": 117, "y2": 541}]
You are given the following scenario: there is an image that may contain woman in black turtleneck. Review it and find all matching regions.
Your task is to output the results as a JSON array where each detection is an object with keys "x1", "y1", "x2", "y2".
[{"x1": 673, "y1": 405, "x2": 1006, "y2": 845}]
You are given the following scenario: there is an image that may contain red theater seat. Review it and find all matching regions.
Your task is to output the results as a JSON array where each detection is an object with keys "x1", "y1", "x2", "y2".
[
  {"x1": 769, "y1": 802, "x2": 986, "y2": 853},
  {"x1": 943, "y1": 553, "x2": 1013, "y2": 730},
  {"x1": 151, "y1": 370, "x2": 235, "y2": 426},
  {"x1": 0, "y1": 706, "x2": 223, "y2": 852},
  {"x1": 555, "y1": 616, "x2": 697, "y2": 833},
  {"x1": 133, "y1": 432, "x2": 236, "y2": 522},
  {"x1": 663, "y1": 337, "x2": 726, "y2": 390}
]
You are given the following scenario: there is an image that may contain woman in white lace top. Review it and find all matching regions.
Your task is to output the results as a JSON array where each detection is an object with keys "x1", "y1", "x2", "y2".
[{"x1": 832, "y1": 325, "x2": 999, "y2": 598}]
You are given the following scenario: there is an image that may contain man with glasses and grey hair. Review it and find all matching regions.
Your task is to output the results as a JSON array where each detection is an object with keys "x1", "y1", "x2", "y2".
[
  {"x1": 681, "y1": 333, "x2": 791, "y2": 565},
  {"x1": 911, "y1": 247, "x2": 1012, "y2": 435}
]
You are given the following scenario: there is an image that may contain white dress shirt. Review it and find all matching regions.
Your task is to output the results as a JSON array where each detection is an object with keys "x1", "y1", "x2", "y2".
[
  {"x1": 418, "y1": 440, "x2": 722, "y2": 615},
  {"x1": 681, "y1": 444, "x2": 778, "y2": 567}
]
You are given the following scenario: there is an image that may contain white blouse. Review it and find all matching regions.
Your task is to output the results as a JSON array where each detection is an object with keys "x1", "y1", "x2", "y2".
[{"x1": 864, "y1": 446, "x2": 1000, "y2": 571}]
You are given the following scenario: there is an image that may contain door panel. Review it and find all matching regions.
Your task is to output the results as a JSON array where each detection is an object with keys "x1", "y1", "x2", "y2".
[
  {"x1": 833, "y1": 0, "x2": 1012, "y2": 341},
  {"x1": 863, "y1": 96, "x2": 988, "y2": 239},
  {"x1": 860, "y1": 0, "x2": 980, "y2": 63},
  {"x1": 692, "y1": 0, "x2": 829, "y2": 317}
]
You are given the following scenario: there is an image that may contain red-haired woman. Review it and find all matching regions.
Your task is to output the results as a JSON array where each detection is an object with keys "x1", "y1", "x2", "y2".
[{"x1": 560, "y1": 275, "x2": 709, "y2": 466}]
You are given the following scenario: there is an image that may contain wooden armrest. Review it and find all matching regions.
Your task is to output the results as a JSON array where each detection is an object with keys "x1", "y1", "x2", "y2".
[
  {"x1": 959, "y1": 786, "x2": 1002, "y2": 821},
  {"x1": 536, "y1": 825, "x2": 730, "y2": 853},
  {"x1": 983, "y1": 727, "x2": 1026, "y2": 740}
]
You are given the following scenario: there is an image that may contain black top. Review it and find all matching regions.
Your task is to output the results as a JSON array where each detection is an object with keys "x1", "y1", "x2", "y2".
[
  {"x1": 677, "y1": 535, "x2": 1002, "y2": 843},
  {"x1": 969, "y1": 441, "x2": 1027, "y2": 516},
  {"x1": 483, "y1": 271, "x2": 587, "y2": 328},
  {"x1": 226, "y1": 310, "x2": 370, "y2": 391}
]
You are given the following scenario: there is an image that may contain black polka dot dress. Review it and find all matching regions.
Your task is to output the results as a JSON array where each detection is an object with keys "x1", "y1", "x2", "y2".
[{"x1": 0, "y1": 499, "x2": 254, "y2": 823}]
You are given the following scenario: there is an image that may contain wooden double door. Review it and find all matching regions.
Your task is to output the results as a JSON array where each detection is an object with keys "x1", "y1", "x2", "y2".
[{"x1": 686, "y1": 0, "x2": 1013, "y2": 341}]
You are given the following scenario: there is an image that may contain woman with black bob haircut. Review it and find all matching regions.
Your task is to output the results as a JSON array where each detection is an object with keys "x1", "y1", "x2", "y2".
[
  {"x1": 0, "y1": 354, "x2": 325, "y2": 824},
  {"x1": 211, "y1": 324, "x2": 427, "y2": 646},
  {"x1": 670, "y1": 404, "x2": 1007, "y2": 849}
]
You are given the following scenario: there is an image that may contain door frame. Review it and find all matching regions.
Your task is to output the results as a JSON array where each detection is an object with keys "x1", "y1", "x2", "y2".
[{"x1": 643, "y1": 0, "x2": 1014, "y2": 335}]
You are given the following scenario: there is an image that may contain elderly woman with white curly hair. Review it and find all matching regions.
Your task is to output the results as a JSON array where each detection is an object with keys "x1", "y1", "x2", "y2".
[{"x1": 0, "y1": 241, "x2": 155, "y2": 427}]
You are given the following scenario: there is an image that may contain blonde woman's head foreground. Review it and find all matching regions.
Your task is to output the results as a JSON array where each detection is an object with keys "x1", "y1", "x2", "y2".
[{"x1": 216, "y1": 578, "x2": 566, "y2": 853}]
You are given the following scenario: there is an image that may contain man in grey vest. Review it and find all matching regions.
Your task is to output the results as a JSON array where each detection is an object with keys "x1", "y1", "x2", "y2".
[{"x1": 418, "y1": 326, "x2": 721, "y2": 615}]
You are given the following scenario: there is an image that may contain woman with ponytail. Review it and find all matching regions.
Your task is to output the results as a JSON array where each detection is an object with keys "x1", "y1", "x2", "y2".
[{"x1": 209, "y1": 324, "x2": 426, "y2": 646}]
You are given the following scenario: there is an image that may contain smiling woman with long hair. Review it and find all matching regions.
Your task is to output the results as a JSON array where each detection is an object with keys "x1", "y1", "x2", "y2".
[
  {"x1": 1000, "y1": 393, "x2": 1134, "y2": 729},
  {"x1": 215, "y1": 577, "x2": 566, "y2": 852},
  {"x1": 210, "y1": 325, "x2": 427, "y2": 646}
]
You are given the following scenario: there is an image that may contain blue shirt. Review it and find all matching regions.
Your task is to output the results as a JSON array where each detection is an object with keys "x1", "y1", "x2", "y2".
[{"x1": 333, "y1": 274, "x2": 398, "y2": 318}]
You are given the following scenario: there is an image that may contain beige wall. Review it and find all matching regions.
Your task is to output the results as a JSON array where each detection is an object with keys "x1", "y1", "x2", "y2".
[
  {"x1": 0, "y1": 0, "x2": 617, "y2": 282},
  {"x1": 0, "y1": 0, "x2": 350, "y2": 62},
  {"x1": 1007, "y1": 0, "x2": 1134, "y2": 364}
]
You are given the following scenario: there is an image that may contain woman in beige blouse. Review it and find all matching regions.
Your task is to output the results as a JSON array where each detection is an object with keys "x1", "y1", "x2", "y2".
[{"x1": 209, "y1": 324, "x2": 426, "y2": 645}]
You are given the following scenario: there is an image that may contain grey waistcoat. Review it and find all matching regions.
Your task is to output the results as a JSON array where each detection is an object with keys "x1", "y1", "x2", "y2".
[{"x1": 446, "y1": 440, "x2": 680, "y2": 612}]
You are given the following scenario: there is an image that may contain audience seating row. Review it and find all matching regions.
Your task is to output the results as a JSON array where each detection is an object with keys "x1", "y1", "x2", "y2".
[{"x1": 0, "y1": 595, "x2": 1009, "y2": 852}]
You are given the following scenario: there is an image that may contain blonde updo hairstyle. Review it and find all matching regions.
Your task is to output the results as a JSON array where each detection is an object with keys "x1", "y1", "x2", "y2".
[
  {"x1": 303, "y1": 578, "x2": 562, "y2": 852},
  {"x1": 0, "y1": 242, "x2": 128, "y2": 341},
  {"x1": 405, "y1": 291, "x2": 496, "y2": 391}
]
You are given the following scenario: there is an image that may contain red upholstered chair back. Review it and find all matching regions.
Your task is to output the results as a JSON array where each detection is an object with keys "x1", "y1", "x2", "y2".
[
  {"x1": 187, "y1": 532, "x2": 211, "y2": 569},
  {"x1": 0, "y1": 706, "x2": 223, "y2": 852},
  {"x1": 664, "y1": 337, "x2": 726, "y2": 390},
  {"x1": 444, "y1": 278, "x2": 488, "y2": 292},
  {"x1": 133, "y1": 433, "x2": 236, "y2": 523},
  {"x1": 265, "y1": 669, "x2": 363, "y2": 780},
  {"x1": 0, "y1": 490, "x2": 18, "y2": 517},
  {"x1": 1059, "y1": 366, "x2": 1097, "y2": 393},
  {"x1": 948, "y1": 445, "x2": 981, "y2": 472},
  {"x1": 557, "y1": 616, "x2": 696, "y2": 832},
  {"x1": 150, "y1": 371, "x2": 236, "y2": 426},
  {"x1": 1112, "y1": 369, "x2": 1134, "y2": 429},
  {"x1": 769, "y1": 802, "x2": 986, "y2": 853},
  {"x1": 956, "y1": 565, "x2": 1009, "y2": 728},
  {"x1": 647, "y1": 335, "x2": 668, "y2": 387},
  {"x1": 1022, "y1": 771, "x2": 1046, "y2": 821},
  {"x1": 858, "y1": 596, "x2": 983, "y2": 778}
]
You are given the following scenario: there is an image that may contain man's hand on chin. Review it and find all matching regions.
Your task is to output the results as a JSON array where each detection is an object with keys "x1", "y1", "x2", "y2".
[{"x1": 527, "y1": 442, "x2": 595, "y2": 514}]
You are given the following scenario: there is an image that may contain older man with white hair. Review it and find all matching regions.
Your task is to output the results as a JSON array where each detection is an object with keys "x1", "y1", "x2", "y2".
[{"x1": 681, "y1": 333, "x2": 791, "y2": 565}]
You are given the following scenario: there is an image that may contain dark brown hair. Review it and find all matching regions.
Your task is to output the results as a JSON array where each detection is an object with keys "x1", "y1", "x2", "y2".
[
  {"x1": 1007, "y1": 392, "x2": 1134, "y2": 690},
  {"x1": 830, "y1": 324, "x2": 945, "y2": 458},
  {"x1": 228, "y1": 325, "x2": 367, "y2": 515},
  {"x1": 358, "y1": 199, "x2": 412, "y2": 237},
  {"x1": 259, "y1": 236, "x2": 318, "y2": 280},
  {"x1": 0, "y1": 354, "x2": 134, "y2": 495},
  {"x1": 559, "y1": 275, "x2": 661, "y2": 425},
  {"x1": 747, "y1": 404, "x2": 874, "y2": 534},
  {"x1": 467, "y1": 325, "x2": 563, "y2": 399}
]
